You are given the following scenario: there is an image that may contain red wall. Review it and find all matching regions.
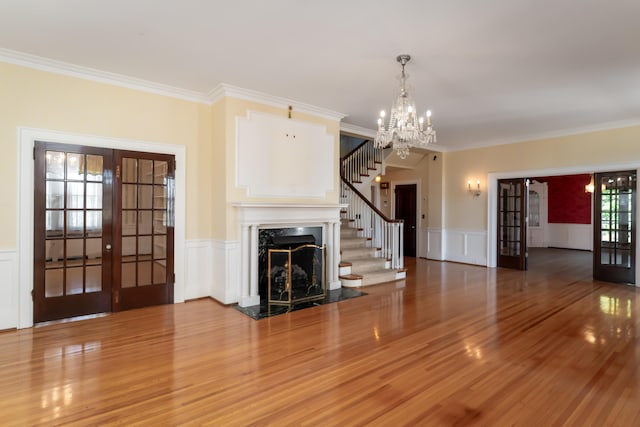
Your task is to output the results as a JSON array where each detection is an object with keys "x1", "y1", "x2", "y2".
[{"x1": 534, "y1": 174, "x2": 592, "y2": 224}]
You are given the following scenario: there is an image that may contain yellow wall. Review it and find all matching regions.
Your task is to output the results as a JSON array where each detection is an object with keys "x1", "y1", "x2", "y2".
[
  {"x1": 444, "y1": 125, "x2": 640, "y2": 230},
  {"x1": 0, "y1": 62, "x2": 213, "y2": 247},
  {"x1": 1, "y1": 61, "x2": 342, "y2": 247},
  {"x1": 378, "y1": 150, "x2": 443, "y2": 229}
]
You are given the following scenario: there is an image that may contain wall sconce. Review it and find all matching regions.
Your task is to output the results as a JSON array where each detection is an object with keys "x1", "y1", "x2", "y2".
[
  {"x1": 375, "y1": 175, "x2": 382, "y2": 183},
  {"x1": 585, "y1": 175, "x2": 595, "y2": 193},
  {"x1": 468, "y1": 179, "x2": 481, "y2": 197}
]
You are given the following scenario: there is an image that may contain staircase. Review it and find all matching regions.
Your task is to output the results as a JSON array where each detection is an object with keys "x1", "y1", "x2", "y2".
[{"x1": 339, "y1": 140, "x2": 406, "y2": 287}]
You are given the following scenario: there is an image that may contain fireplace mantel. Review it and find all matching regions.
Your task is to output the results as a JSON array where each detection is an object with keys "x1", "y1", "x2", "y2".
[{"x1": 233, "y1": 203, "x2": 345, "y2": 307}]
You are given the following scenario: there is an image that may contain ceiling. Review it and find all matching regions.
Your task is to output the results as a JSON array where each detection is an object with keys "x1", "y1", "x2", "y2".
[{"x1": 1, "y1": 0, "x2": 640, "y2": 151}]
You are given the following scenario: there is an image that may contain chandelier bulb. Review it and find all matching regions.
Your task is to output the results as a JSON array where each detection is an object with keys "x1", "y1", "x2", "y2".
[{"x1": 380, "y1": 110, "x2": 386, "y2": 118}]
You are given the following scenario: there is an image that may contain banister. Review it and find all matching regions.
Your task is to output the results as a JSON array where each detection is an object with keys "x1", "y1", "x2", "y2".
[{"x1": 340, "y1": 177, "x2": 403, "y2": 224}]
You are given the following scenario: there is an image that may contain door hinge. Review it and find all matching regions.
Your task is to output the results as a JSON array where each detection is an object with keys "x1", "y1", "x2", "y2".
[
  {"x1": 33, "y1": 147, "x2": 35, "y2": 160},
  {"x1": 31, "y1": 289, "x2": 34, "y2": 301},
  {"x1": 173, "y1": 272, "x2": 176, "y2": 284},
  {"x1": 115, "y1": 165, "x2": 121, "y2": 179}
]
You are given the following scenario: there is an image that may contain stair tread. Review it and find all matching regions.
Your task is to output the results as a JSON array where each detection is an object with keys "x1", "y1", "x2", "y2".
[{"x1": 339, "y1": 274, "x2": 363, "y2": 280}]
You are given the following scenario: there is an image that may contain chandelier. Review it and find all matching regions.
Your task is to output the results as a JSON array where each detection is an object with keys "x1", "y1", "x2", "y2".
[{"x1": 374, "y1": 54, "x2": 436, "y2": 159}]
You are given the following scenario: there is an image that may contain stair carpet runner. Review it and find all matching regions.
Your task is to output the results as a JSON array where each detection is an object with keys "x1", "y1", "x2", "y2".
[{"x1": 338, "y1": 217, "x2": 406, "y2": 287}]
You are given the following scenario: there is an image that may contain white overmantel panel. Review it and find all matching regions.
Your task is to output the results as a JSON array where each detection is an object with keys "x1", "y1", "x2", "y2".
[{"x1": 236, "y1": 111, "x2": 335, "y2": 198}]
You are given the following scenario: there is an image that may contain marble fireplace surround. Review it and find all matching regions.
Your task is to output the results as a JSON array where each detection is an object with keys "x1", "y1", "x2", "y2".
[{"x1": 233, "y1": 203, "x2": 344, "y2": 307}]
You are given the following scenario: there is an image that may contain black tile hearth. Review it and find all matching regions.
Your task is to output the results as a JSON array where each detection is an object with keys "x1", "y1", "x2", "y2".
[{"x1": 233, "y1": 288, "x2": 366, "y2": 320}]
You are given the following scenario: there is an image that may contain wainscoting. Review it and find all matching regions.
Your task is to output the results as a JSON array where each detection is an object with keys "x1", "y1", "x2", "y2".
[
  {"x1": 0, "y1": 251, "x2": 18, "y2": 330},
  {"x1": 546, "y1": 223, "x2": 593, "y2": 251},
  {"x1": 426, "y1": 228, "x2": 487, "y2": 266}
]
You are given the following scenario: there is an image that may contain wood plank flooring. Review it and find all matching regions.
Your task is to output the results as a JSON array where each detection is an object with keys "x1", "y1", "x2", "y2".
[{"x1": 0, "y1": 248, "x2": 638, "y2": 426}]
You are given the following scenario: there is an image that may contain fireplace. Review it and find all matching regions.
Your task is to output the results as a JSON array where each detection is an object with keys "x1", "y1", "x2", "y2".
[{"x1": 233, "y1": 203, "x2": 344, "y2": 307}]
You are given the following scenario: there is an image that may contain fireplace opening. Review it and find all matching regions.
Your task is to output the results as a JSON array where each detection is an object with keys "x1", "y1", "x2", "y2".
[{"x1": 258, "y1": 227, "x2": 322, "y2": 302}]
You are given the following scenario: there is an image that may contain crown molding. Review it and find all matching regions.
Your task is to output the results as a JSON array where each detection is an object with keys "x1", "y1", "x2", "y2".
[
  {"x1": 339, "y1": 123, "x2": 376, "y2": 139},
  {"x1": 208, "y1": 83, "x2": 346, "y2": 122},
  {"x1": 450, "y1": 118, "x2": 640, "y2": 152},
  {"x1": 0, "y1": 48, "x2": 210, "y2": 103}
]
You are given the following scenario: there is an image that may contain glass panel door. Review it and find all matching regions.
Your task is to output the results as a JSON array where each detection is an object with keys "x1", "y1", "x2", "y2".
[
  {"x1": 594, "y1": 171, "x2": 636, "y2": 284},
  {"x1": 497, "y1": 178, "x2": 528, "y2": 270},
  {"x1": 34, "y1": 143, "x2": 113, "y2": 322},
  {"x1": 114, "y1": 151, "x2": 174, "y2": 311}
]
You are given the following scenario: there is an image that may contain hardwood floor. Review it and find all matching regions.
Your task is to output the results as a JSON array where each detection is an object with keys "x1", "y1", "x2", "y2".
[{"x1": 0, "y1": 249, "x2": 638, "y2": 426}]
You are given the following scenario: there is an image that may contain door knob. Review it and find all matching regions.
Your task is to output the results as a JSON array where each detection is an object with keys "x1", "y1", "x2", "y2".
[{"x1": 106, "y1": 244, "x2": 112, "y2": 252}]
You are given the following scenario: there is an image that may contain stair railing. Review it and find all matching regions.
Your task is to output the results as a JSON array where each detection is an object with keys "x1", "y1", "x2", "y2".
[
  {"x1": 341, "y1": 139, "x2": 383, "y2": 184},
  {"x1": 340, "y1": 140, "x2": 403, "y2": 269}
]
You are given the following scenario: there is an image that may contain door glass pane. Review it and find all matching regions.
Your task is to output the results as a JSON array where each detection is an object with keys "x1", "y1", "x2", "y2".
[
  {"x1": 66, "y1": 211, "x2": 84, "y2": 237},
  {"x1": 153, "y1": 262, "x2": 166, "y2": 284},
  {"x1": 154, "y1": 235, "x2": 166, "y2": 259},
  {"x1": 153, "y1": 185, "x2": 166, "y2": 209},
  {"x1": 66, "y1": 239, "x2": 83, "y2": 263},
  {"x1": 122, "y1": 236, "x2": 136, "y2": 258},
  {"x1": 123, "y1": 184, "x2": 137, "y2": 209},
  {"x1": 86, "y1": 266, "x2": 102, "y2": 293},
  {"x1": 123, "y1": 212, "x2": 136, "y2": 235},
  {"x1": 46, "y1": 211, "x2": 64, "y2": 238},
  {"x1": 139, "y1": 159, "x2": 153, "y2": 184},
  {"x1": 86, "y1": 238, "x2": 102, "y2": 263},
  {"x1": 86, "y1": 155, "x2": 104, "y2": 182},
  {"x1": 66, "y1": 267, "x2": 84, "y2": 295},
  {"x1": 86, "y1": 183, "x2": 103, "y2": 208},
  {"x1": 46, "y1": 240, "x2": 63, "y2": 265},
  {"x1": 67, "y1": 153, "x2": 84, "y2": 181},
  {"x1": 122, "y1": 263, "x2": 136, "y2": 288},
  {"x1": 46, "y1": 181, "x2": 64, "y2": 209},
  {"x1": 45, "y1": 269, "x2": 63, "y2": 298},
  {"x1": 138, "y1": 236, "x2": 152, "y2": 260},
  {"x1": 138, "y1": 261, "x2": 152, "y2": 286},
  {"x1": 154, "y1": 161, "x2": 167, "y2": 184},
  {"x1": 67, "y1": 182, "x2": 84, "y2": 209},
  {"x1": 86, "y1": 211, "x2": 102, "y2": 237},
  {"x1": 154, "y1": 211, "x2": 166, "y2": 234},
  {"x1": 46, "y1": 151, "x2": 65, "y2": 179},
  {"x1": 139, "y1": 211, "x2": 152, "y2": 235},
  {"x1": 139, "y1": 185, "x2": 152, "y2": 209},
  {"x1": 122, "y1": 158, "x2": 137, "y2": 183}
]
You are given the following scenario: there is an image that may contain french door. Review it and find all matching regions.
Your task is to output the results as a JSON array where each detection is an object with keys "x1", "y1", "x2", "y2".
[
  {"x1": 593, "y1": 171, "x2": 636, "y2": 284},
  {"x1": 497, "y1": 178, "x2": 528, "y2": 270},
  {"x1": 113, "y1": 151, "x2": 175, "y2": 311},
  {"x1": 34, "y1": 143, "x2": 174, "y2": 323}
]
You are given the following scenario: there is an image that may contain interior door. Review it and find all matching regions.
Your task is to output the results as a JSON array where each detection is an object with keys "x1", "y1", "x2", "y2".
[
  {"x1": 395, "y1": 184, "x2": 417, "y2": 257},
  {"x1": 497, "y1": 178, "x2": 528, "y2": 270},
  {"x1": 34, "y1": 142, "x2": 113, "y2": 322},
  {"x1": 594, "y1": 171, "x2": 636, "y2": 284},
  {"x1": 114, "y1": 151, "x2": 175, "y2": 311}
]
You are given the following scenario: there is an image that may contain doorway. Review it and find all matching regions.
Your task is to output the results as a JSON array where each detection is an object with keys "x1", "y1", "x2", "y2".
[
  {"x1": 395, "y1": 184, "x2": 417, "y2": 257},
  {"x1": 34, "y1": 142, "x2": 175, "y2": 323}
]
